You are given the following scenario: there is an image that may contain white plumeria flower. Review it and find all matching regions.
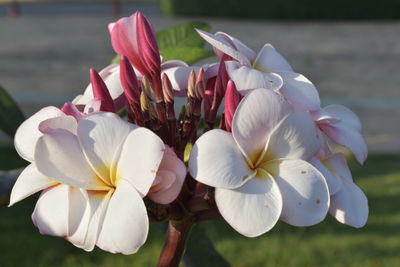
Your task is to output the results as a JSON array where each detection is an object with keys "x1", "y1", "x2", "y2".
[
  {"x1": 10, "y1": 112, "x2": 186, "y2": 254},
  {"x1": 196, "y1": 30, "x2": 321, "y2": 111},
  {"x1": 189, "y1": 89, "x2": 329, "y2": 237},
  {"x1": 197, "y1": 30, "x2": 367, "y2": 165}
]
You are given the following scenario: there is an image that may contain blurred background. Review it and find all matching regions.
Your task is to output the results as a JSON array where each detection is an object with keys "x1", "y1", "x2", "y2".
[{"x1": 0, "y1": 0, "x2": 399, "y2": 266}]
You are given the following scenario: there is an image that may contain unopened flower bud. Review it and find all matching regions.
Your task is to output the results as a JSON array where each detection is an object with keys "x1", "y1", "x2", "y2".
[
  {"x1": 187, "y1": 70, "x2": 196, "y2": 99},
  {"x1": 89, "y1": 68, "x2": 115, "y2": 113},
  {"x1": 224, "y1": 80, "x2": 242, "y2": 132},
  {"x1": 120, "y1": 56, "x2": 141, "y2": 105}
]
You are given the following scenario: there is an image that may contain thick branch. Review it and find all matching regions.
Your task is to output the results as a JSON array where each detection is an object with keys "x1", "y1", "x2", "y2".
[{"x1": 157, "y1": 217, "x2": 195, "y2": 267}]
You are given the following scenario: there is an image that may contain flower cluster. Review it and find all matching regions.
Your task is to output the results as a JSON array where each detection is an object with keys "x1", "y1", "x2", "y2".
[{"x1": 10, "y1": 11, "x2": 368, "y2": 256}]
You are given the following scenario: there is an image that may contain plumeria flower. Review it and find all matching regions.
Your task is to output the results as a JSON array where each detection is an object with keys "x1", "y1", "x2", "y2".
[
  {"x1": 198, "y1": 30, "x2": 367, "y2": 164},
  {"x1": 320, "y1": 153, "x2": 368, "y2": 227},
  {"x1": 189, "y1": 89, "x2": 329, "y2": 237},
  {"x1": 312, "y1": 104, "x2": 368, "y2": 164},
  {"x1": 11, "y1": 112, "x2": 186, "y2": 254},
  {"x1": 196, "y1": 30, "x2": 321, "y2": 111}
]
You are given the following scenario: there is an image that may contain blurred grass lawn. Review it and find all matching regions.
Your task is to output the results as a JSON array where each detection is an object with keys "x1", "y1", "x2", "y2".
[{"x1": 0, "y1": 154, "x2": 399, "y2": 267}]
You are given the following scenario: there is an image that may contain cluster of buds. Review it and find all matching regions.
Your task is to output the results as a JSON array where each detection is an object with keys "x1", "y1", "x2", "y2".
[{"x1": 9, "y1": 11, "x2": 369, "y2": 265}]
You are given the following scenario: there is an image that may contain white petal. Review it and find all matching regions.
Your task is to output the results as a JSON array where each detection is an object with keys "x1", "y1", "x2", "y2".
[
  {"x1": 80, "y1": 190, "x2": 112, "y2": 252},
  {"x1": 35, "y1": 128, "x2": 106, "y2": 190},
  {"x1": 32, "y1": 184, "x2": 70, "y2": 237},
  {"x1": 323, "y1": 104, "x2": 362, "y2": 131},
  {"x1": 320, "y1": 124, "x2": 368, "y2": 164},
  {"x1": 77, "y1": 112, "x2": 136, "y2": 183},
  {"x1": 278, "y1": 72, "x2": 321, "y2": 111},
  {"x1": 330, "y1": 182, "x2": 368, "y2": 228},
  {"x1": 253, "y1": 44, "x2": 293, "y2": 72},
  {"x1": 226, "y1": 61, "x2": 283, "y2": 94},
  {"x1": 97, "y1": 180, "x2": 148, "y2": 255},
  {"x1": 323, "y1": 153, "x2": 353, "y2": 183},
  {"x1": 267, "y1": 159, "x2": 329, "y2": 226},
  {"x1": 189, "y1": 129, "x2": 254, "y2": 189},
  {"x1": 215, "y1": 176, "x2": 282, "y2": 237},
  {"x1": 9, "y1": 163, "x2": 57, "y2": 206},
  {"x1": 196, "y1": 29, "x2": 251, "y2": 65},
  {"x1": 39, "y1": 115, "x2": 77, "y2": 135},
  {"x1": 215, "y1": 32, "x2": 257, "y2": 62},
  {"x1": 266, "y1": 111, "x2": 320, "y2": 161},
  {"x1": 161, "y1": 59, "x2": 188, "y2": 69},
  {"x1": 232, "y1": 89, "x2": 291, "y2": 163},
  {"x1": 117, "y1": 127, "x2": 165, "y2": 196},
  {"x1": 67, "y1": 188, "x2": 91, "y2": 249},
  {"x1": 310, "y1": 157, "x2": 342, "y2": 195},
  {"x1": 15, "y1": 106, "x2": 64, "y2": 162},
  {"x1": 162, "y1": 66, "x2": 200, "y2": 96}
]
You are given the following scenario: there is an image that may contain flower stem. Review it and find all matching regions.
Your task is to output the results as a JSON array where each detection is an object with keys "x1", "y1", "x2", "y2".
[{"x1": 157, "y1": 217, "x2": 195, "y2": 267}]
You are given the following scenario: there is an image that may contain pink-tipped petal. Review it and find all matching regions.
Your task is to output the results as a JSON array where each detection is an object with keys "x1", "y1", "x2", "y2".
[
  {"x1": 61, "y1": 102, "x2": 84, "y2": 121},
  {"x1": 39, "y1": 116, "x2": 77, "y2": 135},
  {"x1": 215, "y1": 32, "x2": 257, "y2": 62},
  {"x1": 196, "y1": 29, "x2": 251, "y2": 65},
  {"x1": 15, "y1": 106, "x2": 64, "y2": 162},
  {"x1": 320, "y1": 123, "x2": 367, "y2": 164}
]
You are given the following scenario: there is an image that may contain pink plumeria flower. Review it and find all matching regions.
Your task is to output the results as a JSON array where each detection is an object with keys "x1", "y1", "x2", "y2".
[
  {"x1": 197, "y1": 30, "x2": 321, "y2": 111},
  {"x1": 189, "y1": 89, "x2": 329, "y2": 237},
  {"x1": 319, "y1": 153, "x2": 368, "y2": 228},
  {"x1": 312, "y1": 104, "x2": 368, "y2": 164}
]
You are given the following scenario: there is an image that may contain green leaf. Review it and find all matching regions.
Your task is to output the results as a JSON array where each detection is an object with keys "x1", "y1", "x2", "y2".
[
  {"x1": 160, "y1": 47, "x2": 214, "y2": 65},
  {"x1": 156, "y1": 21, "x2": 210, "y2": 50},
  {"x1": 0, "y1": 85, "x2": 25, "y2": 138}
]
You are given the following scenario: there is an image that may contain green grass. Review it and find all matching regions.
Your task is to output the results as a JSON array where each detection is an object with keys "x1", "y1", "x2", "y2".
[{"x1": 0, "y1": 154, "x2": 399, "y2": 266}]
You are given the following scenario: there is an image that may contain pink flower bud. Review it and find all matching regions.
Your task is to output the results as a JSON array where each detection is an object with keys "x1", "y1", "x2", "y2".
[
  {"x1": 224, "y1": 80, "x2": 242, "y2": 132},
  {"x1": 147, "y1": 146, "x2": 186, "y2": 205},
  {"x1": 120, "y1": 56, "x2": 141, "y2": 105},
  {"x1": 109, "y1": 11, "x2": 161, "y2": 79},
  {"x1": 90, "y1": 68, "x2": 116, "y2": 113}
]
